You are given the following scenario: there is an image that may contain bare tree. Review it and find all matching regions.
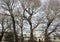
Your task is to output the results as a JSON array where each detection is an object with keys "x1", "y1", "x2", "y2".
[
  {"x1": 41, "y1": 0, "x2": 60, "y2": 42},
  {"x1": 0, "y1": 18, "x2": 4, "y2": 42},
  {"x1": 0, "y1": 16, "x2": 12, "y2": 42},
  {"x1": 18, "y1": 0, "x2": 41, "y2": 42},
  {"x1": 0, "y1": 0, "x2": 18, "y2": 42},
  {"x1": 21, "y1": 7, "x2": 40, "y2": 42}
]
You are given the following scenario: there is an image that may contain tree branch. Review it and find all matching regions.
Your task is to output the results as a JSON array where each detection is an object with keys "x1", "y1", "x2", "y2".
[
  {"x1": 47, "y1": 18, "x2": 55, "y2": 28},
  {"x1": 48, "y1": 25, "x2": 60, "y2": 36},
  {"x1": 45, "y1": 17, "x2": 55, "y2": 35},
  {"x1": 33, "y1": 23, "x2": 40, "y2": 30},
  {"x1": 4, "y1": 23, "x2": 12, "y2": 31},
  {"x1": 0, "y1": 13, "x2": 10, "y2": 16}
]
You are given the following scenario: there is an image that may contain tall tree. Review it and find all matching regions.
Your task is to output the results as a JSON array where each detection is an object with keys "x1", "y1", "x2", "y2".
[
  {"x1": 19, "y1": 0, "x2": 41, "y2": 42},
  {"x1": 22, "y1": 7, "x2": 40, "y2": 42},
  {"x1": 0, "y1": 0, "x2": 19, "y2": 42},
  {"x1": 0, "y1": 18, "x2": 4, "y2": 42}
]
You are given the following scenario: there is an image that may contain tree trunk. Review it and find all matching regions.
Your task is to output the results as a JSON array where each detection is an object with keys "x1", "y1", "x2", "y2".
[
  {"x1": 44, "y1": 35, "x2": 49, "y2": 42},
  {"x1": 44, "y1": 35, "x2": 51, "y2": 42},
  {"x1": 0, "y1": 32, "x2": 4, "y2": 42},
  {"x1": 0, "y1": 19, "x2": 4, "y2": 42},
  {"x1": 28, "y1": 20, "x2": 34, "y2": 42},
  {"x1": 30, "y1": 27, "x2": 34, "y2": 42},
  {"x1": 9, "y1": 6, "x2": 18, "y2": 42},
  {"x1": 44, "y1": 28, "x2": 49, "y2": 42},
  {"x1": 21, "y1": 28, "x2": 24, "y2": 42},
  {"x1": 20, "y1": 15, "x2": 24, "y2": 42},
  {"x1": 11, "y1": 14, "x2": 18, "y2": 42}
]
